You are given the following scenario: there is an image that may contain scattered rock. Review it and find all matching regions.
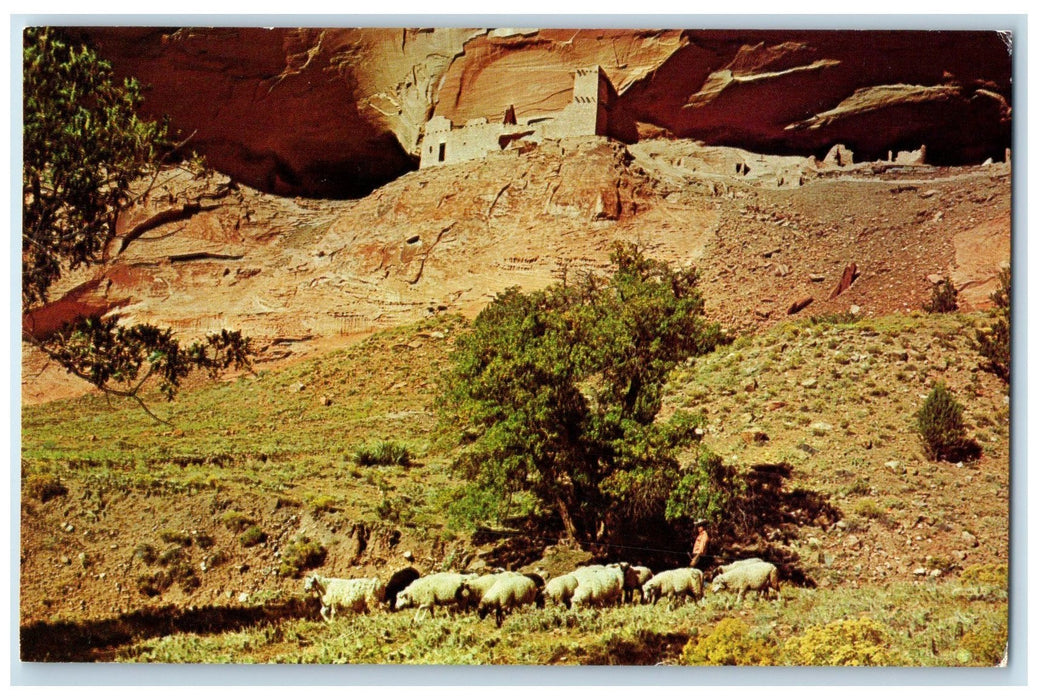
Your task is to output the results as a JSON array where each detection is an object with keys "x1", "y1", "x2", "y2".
[
  {"x1": 787, "y1": 296, "x2": 814, "y2": 315},
  {"x1": 829, "y1": 262, "x2": 859, "y2": 300},
  {"x1": 913, "y1": 567, "x2": 928, "y2": 576},
  {"x1": 961, "y1": 530, "x2": 979, "y2": 548},
  {"x1": 238, "y1": 592, "x2": 249, "y2": 604},
  {"x1": 810, "y1": 422, "x2": 833, "y2": 436},
  {"x1": 741, "y1": 429, "x2": 769, "y2": 445},
  {"x1": 319, "y1": 395, "x2": 332, "y2": 407},
  {"x1": 801, "y1": 377, "x2": 818, "y2": 389},
  {"x1": 809, "y1": 273, "x2": 826, "y2": 282},
  {"x1": 294, "y1": 382, "x2": 306, "y2": 392}
]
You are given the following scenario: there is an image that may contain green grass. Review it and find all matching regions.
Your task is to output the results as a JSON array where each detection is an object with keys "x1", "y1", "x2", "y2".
[
  {"x1": 113, "y1": 577, "x2": 1006, "y2": 665},
  {"x1": 21, "y1": 311, "x2": 1010, "y2": 665}
]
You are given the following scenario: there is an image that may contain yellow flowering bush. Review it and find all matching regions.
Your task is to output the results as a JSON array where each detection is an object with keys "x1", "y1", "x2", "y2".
[
  {"x1": 680, "y1": 618, "x2": 778, "y2": 666},
  {"x1": 784, "y1": 618, "x2": 899, "y2": 666}
]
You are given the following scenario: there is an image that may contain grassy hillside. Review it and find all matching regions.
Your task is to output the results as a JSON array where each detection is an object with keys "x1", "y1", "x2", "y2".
[{"x1": 19, "y1": 308, "x2": 1009, "y2": 664}]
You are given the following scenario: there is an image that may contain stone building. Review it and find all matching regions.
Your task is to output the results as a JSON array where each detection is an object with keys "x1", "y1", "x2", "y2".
[{"x1": 418, "y1": 66, "x2": 612, "y2": 169}]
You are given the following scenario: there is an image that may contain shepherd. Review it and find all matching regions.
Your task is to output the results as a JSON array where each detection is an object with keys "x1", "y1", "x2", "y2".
[{"x1": 689, "y1": 519, "x2": 709, "y2": 568}]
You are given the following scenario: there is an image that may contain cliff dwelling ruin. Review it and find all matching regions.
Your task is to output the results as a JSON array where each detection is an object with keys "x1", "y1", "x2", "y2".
[{"x1": 419, "y1": 66, "x2": 613, "y2": 169}]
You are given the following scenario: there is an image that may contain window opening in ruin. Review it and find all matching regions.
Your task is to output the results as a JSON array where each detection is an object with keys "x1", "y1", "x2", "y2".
[{"x1": 438, "y1": 143, "x2": 446, "y2": 162}]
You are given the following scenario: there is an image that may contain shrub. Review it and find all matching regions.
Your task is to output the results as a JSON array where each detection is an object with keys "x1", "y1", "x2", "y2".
[
  {"x1": 353, "y1": 440, "x2": 412, "y2": 467},
  {"x1": 679, "y1": 619, "x2": 778, "y2": 666},
  {"x1": 960, "y1": 563, "x2": 1008, "y2": 588},
  {"x1": 25, "y1": 474, "x2": 68, "y2": 503},
  {"x1": 239, "y1": 526, "x2": 266, "y2": 547},
  {"x1": 854, "y1": 499, "x2": 885, "y2": 520},
  {"x1": 133, "y1": 543, "x2": 158, "y2": 565},
  {"x1": 220, "y1": 511, "x2": 255, "y2": 533},
  {"x1": 958, "y1": 619, "x2": 1008, "y2": 665},
  {"x1": 136, "y1": 570, "x2": 173, "y2": 597},
  {"x1": 201, "y1": 549, "x2": 229, "y2": 571},
  {"x1": 159, "y1": 530, "x2": 193, "y2": 546},
  {"x1": 923, "y1": 279, "x2": 959, "y2": 313},
  {"x1": 783, "y1": 618, "x2": 900, "y2": 665},
  {"x1": 278, "y1": 535, "x2": 327, "y2": 578},
  {"x1": 975, "y1": 267, "x2": 1010, "y2": 383},
  {"x1": 309, "y1": 494, "x2": 338, "y2": 515},
  {"x1": 916, "y1": 383, "x2": 978, "y2": 462},
  {"x1": 157, "y1": 545, "x2": 187, "y2": 566}
]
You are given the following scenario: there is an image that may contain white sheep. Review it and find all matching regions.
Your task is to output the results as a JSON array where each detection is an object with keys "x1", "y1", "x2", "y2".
[
  {"x1": 544, "y1": 573, "x2": 579, "y2": 609},
  {"x1": 570, "y1": 565, "x2": 624, "y2": 609},
  {"x1": 710, "y1": 561, "x2": 781, "y2": 602},
  {"x1": 641, "y1": 568, "x2": 704, "y2": 606},
  {"x1": 394, "y1": 572, "x2": 474, "y2": 621},
  {"x1": 303, "y1": 574, "x2": 385, "y2": 621},
  {"x1": 459, "y1": 572, "x2": 513, "y2": 611},
  {"x1": 715, "y1": 558, "x2": 764, "y2": 576},
  {"x1": 476, "y1": 572, "x2": 543, "y2": 627}
]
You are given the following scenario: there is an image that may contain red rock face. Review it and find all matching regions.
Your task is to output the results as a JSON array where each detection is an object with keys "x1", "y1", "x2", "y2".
[{"x1": 76, "y1": 27, "x2": 1012, "y2": 198}]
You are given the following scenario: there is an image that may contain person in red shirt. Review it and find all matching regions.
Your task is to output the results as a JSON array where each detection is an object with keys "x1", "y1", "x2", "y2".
[{"x1": 690, "y1": 520, "x2": 709, "y2": 568}]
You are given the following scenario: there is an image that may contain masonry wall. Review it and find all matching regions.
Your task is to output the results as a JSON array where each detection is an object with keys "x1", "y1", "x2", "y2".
[{"x1": 418, "y1": 66, "x2": 611, "y2": 169}]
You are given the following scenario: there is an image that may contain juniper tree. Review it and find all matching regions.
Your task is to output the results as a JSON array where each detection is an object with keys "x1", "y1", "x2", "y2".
[
  {"x1": 442, "y1": 242, "x2": 736, "y2": 542},
  {"x1": 22, "y1": 27, "x2": 250, "y2": 418}
]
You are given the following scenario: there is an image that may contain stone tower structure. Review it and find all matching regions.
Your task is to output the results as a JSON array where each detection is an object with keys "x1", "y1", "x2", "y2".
[{"x1": 419, "y1": 66, "x2": 612, "y2": 169}]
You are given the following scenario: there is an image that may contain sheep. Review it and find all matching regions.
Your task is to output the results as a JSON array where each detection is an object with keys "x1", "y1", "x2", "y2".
[
  {"x1": 394, "y1": 572, "x2": 474, "y2": 621},
  {"x1": 714, "y1": 558, "x2": 764, "y2": 576},
  {"x1": 476, "y1": 572, "x2": 544, "y2": 627},
  {"x1": 710, "y1": 561, "x2": 781, "y2": 602},
  {"x1": 459, "y1": 572, "x2": 513, "y2": 611},
  {"x1": 641, "y1": 567, "x2": 704, "y2": 607},
  {"x1": 303, "y1": 574, "x2": 385, "y2": 621},
  {"x1": 383, "y1": 566, "x2": 421, "y2": 610},
  {"x1": 621, "y1": 565, "x2": 654, "y2": 604},
  {"x1": 570, "y1": 565, "x2": 624, "y2": 609},
  {"x1": 544, "y1": 573, "x2": 579, "y2": 609}
]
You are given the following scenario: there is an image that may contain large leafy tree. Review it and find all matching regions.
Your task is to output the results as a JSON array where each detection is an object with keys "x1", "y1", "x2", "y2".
[
  {"x1": 443, "y1": 242, "x2": 736, "y2": 542},
  {"x1": 22, "y1": 27, "x2": 251, "y2": 417}
]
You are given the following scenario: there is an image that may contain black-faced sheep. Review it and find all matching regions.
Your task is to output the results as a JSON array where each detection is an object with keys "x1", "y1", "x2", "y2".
[
  {"x1": 383, "y1": 566, "x2": 421, "y2": 610},
  {"x1": 710, "y1": 561, "x2": 780, "y2": 602},
  {"x1": 304, "y1": 574, "x2": 386, "y2": 621},
  {"x1": 570, "y1": 565, "x2": 624, "y2": 608},
  {"x1": 476, "y1": 572, "x2": 544, "y2": 627},
  {"x1": 641, "y1": 567, "x2": 704, "y2": 606},
  {"x1": 394, "y1": 572, "x2": 474, "y2": 621},
  {"x1": 621, "y1": 565, "x2": 654, "y2": 604}
]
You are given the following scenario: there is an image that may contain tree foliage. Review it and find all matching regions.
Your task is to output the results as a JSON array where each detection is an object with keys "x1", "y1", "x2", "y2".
[
  {"x1": 916, "y1": 382, "x2": 978, "y2": 463},
  {"x1": 22, "y1": 27, "x2": 251, "y2": 416},
  {"x1": 974, "y1": 266, "x2": 1010, "y2": 383},
  {"x1": 442, "y1": 242, "x2": 732, "y2": 542}
]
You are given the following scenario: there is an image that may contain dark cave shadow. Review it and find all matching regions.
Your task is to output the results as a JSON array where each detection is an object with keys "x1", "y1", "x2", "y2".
[{"x1": 20, "y1": 596, "x2": 319, "y2": 662}]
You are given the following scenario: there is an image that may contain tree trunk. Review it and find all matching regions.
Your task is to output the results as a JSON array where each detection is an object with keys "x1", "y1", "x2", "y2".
[{"x1": 554, "y1": 494, "x2": 579, "y2": 544}]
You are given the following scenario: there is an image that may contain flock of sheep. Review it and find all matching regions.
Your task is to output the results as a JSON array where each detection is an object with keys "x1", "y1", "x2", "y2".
[{"x1": 303, "y1": 557, "x2": 781, "y2": 628}]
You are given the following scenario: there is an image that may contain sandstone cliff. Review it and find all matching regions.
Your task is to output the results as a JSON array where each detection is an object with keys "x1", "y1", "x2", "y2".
[{"x1": 78, "y1": 27, "x2": 1012, "y2": 198}]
